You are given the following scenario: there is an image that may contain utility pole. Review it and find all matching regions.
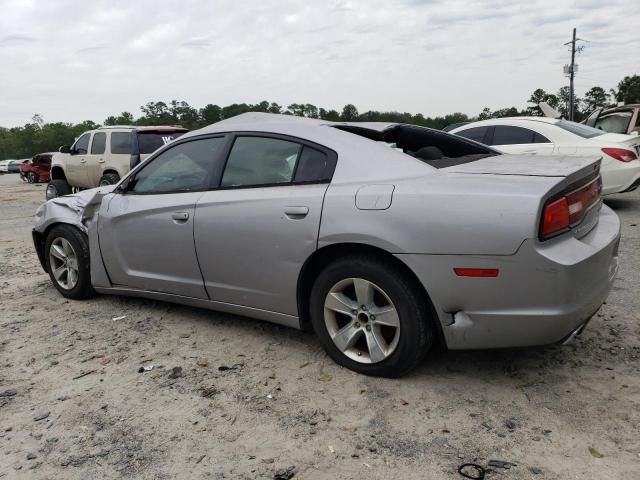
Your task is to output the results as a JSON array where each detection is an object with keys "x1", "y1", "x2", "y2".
[{"x1": 564, "y1": 28, "x2": 584, "y2": 121}]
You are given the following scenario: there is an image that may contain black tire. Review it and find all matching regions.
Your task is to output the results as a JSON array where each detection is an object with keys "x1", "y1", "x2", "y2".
[
  {"x1": 27, "y1": 172, "x2": 37, "y2": 183},
  {"x1": 46, "y1": 179, "x2": 72, "y2": 200},
  {"x1": 310, "y1": 255, "x2": 434, "y2": 377},
  {"x1": 44, "y1": 224, "x2": 95, "y2": 300},
  {"x1": 99, "y1": 172, "x2": 120, "y2": 186}
]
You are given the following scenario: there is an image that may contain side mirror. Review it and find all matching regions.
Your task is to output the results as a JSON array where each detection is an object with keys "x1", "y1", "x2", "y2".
[{"x1": 59, "y1": 145, "x2": 71, "y2": 154}]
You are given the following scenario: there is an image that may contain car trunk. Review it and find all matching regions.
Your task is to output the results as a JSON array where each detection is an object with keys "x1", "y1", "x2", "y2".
[
  {"x1": 591, "y1": 132, "x2": 640, "y2": 157},
  {"x1": 442, "y1": 154, "x2": 603, "y2": 241}
]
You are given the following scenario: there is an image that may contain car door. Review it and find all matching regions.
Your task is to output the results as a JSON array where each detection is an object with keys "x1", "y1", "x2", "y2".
[
  {"x1": 98, "y1": 136, "x2": 227, "y2": 297},
  {"x1": 194, "y1": 134, "x2": 337, "y2": 316},
  {"x1": 66, "y1": 132, "x2": 91, "y2": 186},
  {"x1": 86, "y1": 131, "x2": 106, "y2": 185},
  {"x1": 488, "y1": 125, "x2": 555, "y2": 155}
]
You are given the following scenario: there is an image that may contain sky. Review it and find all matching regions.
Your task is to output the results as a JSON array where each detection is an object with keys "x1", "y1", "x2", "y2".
[{"x1": 0, "y1": 0, "x2": 638, "y2": 127}]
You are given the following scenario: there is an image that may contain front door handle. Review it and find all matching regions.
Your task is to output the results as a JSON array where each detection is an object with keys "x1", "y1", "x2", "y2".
[
  {"x1": 284, "y1": 206, "x2": 309, "y2": 219},
  {"x1": 171, "y1": 211, "x2": 190, "y2": 222}
]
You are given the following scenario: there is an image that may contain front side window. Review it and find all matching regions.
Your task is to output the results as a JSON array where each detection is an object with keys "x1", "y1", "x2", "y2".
[
  {"x1": 111, "y1": 132, "x2": 133, "y2": 154},
  {"x1": 129, "y1": 137, "x2": 224, "y2": 193},
  {"x1": 73, "y1": 133, "x2": 91, "y2": 155},
  {"x1": 221, "y1": 137, "x2": 301, "y2": 187},
  {"x1": 90, "y1": 132, "x2": 106, "y2": 154},
  {"x1": 491, "y1": 126, "x2": 537, "y2": 145},
  {"x1": 456, "y1": 126, "x2": 488, "y2": 143}
]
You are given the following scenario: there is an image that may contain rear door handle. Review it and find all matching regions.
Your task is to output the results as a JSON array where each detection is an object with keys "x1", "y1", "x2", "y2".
[
  {"x1": 98, "y1": 158, "x2": 105, "y2": 163},
  {"x1": 284, "y1": 206, "x2": 309, "y2": 219},
  {"x1": 171, "y1": 211, "x2": 190, "y2": 222}
]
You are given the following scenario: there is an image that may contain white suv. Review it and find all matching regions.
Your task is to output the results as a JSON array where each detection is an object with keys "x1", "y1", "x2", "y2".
[{"x1": 47, "y1": 126, "x2": 188, "y2": 199}]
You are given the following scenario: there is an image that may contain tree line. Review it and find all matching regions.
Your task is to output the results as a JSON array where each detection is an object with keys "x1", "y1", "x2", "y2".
[{"x1": 1, "y1": 74, "x2": 638, "y2": 161}]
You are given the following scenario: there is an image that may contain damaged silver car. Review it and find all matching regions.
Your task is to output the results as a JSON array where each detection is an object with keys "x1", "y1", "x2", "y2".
[{"x1": 33, "y1": 113, "x2": 620, "y2": 377}]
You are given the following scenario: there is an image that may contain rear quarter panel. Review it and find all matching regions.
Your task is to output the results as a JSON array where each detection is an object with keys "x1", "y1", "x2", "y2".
[{"x1": 319, "y1": 172, "x2": 560, "y2": 256}]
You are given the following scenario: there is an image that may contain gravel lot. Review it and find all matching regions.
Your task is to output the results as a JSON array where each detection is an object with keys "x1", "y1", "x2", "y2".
[{"x1": 0, "y1": 172, "x2": 639, "y2": 479}]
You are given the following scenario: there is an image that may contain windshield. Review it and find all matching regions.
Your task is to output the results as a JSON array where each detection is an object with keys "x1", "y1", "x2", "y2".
[
  {"x1": 136, "y1": 130, "x2": 188, "y2": 154},
  {"x1": 556, "y1": 120, "x2": 604, "y2": 138}
]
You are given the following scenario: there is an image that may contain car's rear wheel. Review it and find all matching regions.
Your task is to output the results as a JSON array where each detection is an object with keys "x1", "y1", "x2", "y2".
[
  {"x1": 310, "y1": 255, "x2": 434, "y2": 377},
  {"x1": 27, "y1": 172, "x2": 37, "y2": 183},
  {"x1": 45, "y1": 225, "x2": 95, "y2": 300},
  {"x1": 99, "y1": 172, "x2": 120, "y2": 186},
  {"x1": 46, "y1": 179, "x2": 72, "y2": 200}
]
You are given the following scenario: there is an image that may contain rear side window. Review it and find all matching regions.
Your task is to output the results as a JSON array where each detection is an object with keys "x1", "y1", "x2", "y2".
[
  {"x1": 90, "y1": 132, "x2": 106, "y2": 154},
  {"x1": 111, "y1": 132, "x2": 132, "y2": 154},
  {"x1": 533, "y1": 132, "x2": 551, "y2": 143},
  {"x1": 73, "y1": 133, "x2": 91, "y2": 155},
  {"x1": 221, "y1": 137, "x2": 301, "y2": 187},
  {"x1": 137, "y1": 131, "x2": 187, "y2": 154},
  {"x1": 294, "y1": 146, "x2": 336, "y2": 182},
  {"x1": 491, "y1": 126, "x2": 537, "y2": 145},
  {"x1": 456, "y1": 126, "x2": 488, "y2": 143}
]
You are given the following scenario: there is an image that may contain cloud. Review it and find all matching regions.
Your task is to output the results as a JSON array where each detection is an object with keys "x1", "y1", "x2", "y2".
[
  {"x1": 0, "y1": 0, "x2": 638, "y2": 126},
  {"x1": 0, "y1": 34, "x2": 37, "y2": 46}
]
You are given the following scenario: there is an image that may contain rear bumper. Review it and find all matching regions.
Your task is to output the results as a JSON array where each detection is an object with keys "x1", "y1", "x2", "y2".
[
  {"x1": 397, "y1": 205, "x2": 620, "y2": 350},
  {"x1": 601, "y1": 160, "x2": 640, "y2": 195}
]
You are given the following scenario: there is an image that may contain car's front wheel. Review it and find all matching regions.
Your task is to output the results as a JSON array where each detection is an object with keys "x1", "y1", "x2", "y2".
[
  {"x1": 310, "y1": 255, "x2": 434, "y2": 377},
  {"x1": 27, "y1": 172, "x2": 37, "y2": 183},
  {"x1": 45, "y1": 225, "x2": 95, "y2": 300},
  {"x1": 99, "y1": 172, "x2": 120, "y2": 186},
  {"x1": 46, "y1": 179, "x2": 72, "y2": 200}
]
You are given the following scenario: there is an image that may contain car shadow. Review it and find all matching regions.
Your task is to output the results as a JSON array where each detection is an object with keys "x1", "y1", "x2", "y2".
[
  {"x1": 95, "y1": 293, "x2": 590, "y2": 384},
  {"x1": 604, "y1": 193, "x2": 640, "y2": 212}
]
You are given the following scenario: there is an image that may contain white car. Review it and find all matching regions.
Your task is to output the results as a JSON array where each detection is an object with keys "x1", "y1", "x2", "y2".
[
  {"x1": 0, "y1": 159, "x2": 16, "y2": 173},
  {"x1": 450, "y1": 117, "x2": 640, "y2": 195}
]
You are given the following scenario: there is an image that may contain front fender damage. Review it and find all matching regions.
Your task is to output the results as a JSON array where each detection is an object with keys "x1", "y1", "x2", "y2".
[{"x1": 33, "y1": 186, "x2": 115, "y2": 273}]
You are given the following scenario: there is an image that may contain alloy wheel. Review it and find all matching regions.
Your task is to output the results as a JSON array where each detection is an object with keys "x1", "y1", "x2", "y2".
[
  {"x1": 48, "y1": 237, "x2": 79, "y2": 290},
  {"x1": 323, "y1": 278, "x2": 400, "y2": 364}
]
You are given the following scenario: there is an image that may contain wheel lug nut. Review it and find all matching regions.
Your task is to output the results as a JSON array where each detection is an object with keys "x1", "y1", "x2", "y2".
[
  {"x1": 361, "y1": 305, "x2": 367, "y2": 311},
  {"x1": 351, "y1": 310, "x2": 358, "y2": 315},
  {"x1": 355, "y1": 322, "x2": 360, "y2": 328},
  {"x1": 370, "y1": 315, "x2": 376, "y2": 320},
  {"x1": 366, "y1": 325, "x2": 371, "y2": 332}
]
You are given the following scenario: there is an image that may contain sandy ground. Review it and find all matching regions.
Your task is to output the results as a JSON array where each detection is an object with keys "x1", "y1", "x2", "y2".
[{"x1": 0, "y1": 172, "x2": 639, "y2": 480}]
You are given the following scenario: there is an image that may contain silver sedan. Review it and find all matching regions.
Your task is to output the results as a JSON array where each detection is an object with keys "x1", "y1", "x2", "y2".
[{"x1": 33, "y1": 113, "x2": 620, "y2": 377}]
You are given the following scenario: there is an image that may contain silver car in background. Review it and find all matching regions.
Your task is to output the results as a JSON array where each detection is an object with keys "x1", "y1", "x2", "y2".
[{"x1": 32, "y1": 113, "x2": 620, "y2": 377}]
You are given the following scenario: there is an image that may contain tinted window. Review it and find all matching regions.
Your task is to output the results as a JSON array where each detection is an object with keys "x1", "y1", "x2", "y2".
[
  {"x1": 456, "y1": 127, "x2": 488, "y2": 143},
  {"x1": 137, "y1": 131, "x2": 187, "y2": 154},
  {"x1": 221, "y1": 137, "x2": 301, "y2": 187},
  {"x1": 73, "y1": 133, "x2": 91, "y2": 155},
  {"x1": 130, "y1": 137, "x2": 224, "y2": 193},
  {"x1": 111, "y1": 132, "x2": 132, "y2": 154},
  {"x1": 294, "y1": 146, "x2": 336, "y2": 182},
  {"x1": 533, "y1": 132, "x2": 551, "y2": 143},
  {"x1": 90, "y1": 132, "x2": 106, "y2": 154},
  {"x1": 556, "y1": 120, "x2": 603, "y2": 138},
  {"x1": 491, "y1": 126, "x2": 536, "y2": 145}
]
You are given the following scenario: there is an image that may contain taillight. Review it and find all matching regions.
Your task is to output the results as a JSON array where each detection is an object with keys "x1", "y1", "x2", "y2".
[
  {"x1": 540, "y1": 176, "x2": 602, "y2": 239},
  {"x1": 602, "y1": 147, "x2": 637, "y2": 162},
  {"x1": 541, "y1": 198, "x2": 569, "y2": 237}
]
